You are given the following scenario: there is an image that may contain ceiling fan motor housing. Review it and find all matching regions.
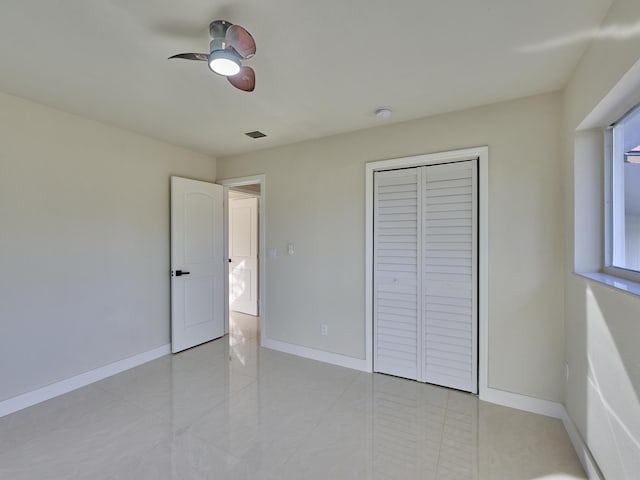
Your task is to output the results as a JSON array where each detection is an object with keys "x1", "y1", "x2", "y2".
[{"x1": 209, "y1": 20, "x2": 233, "y2": 52}]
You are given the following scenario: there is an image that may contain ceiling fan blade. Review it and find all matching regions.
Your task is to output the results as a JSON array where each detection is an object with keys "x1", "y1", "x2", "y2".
[
  {"x1": 168, "y1": 53, "x2": 208, "y2": 61},
  {"x1": 225, "y1": 25, "x2": 256, "y2": 59},
  {"x1": 228, "y1": 66, "x2": 255, "y2": 92}
]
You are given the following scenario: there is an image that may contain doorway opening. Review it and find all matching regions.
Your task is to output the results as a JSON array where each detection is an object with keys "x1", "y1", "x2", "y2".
[
  {"x1": 219, "y1": 175, "x2": 266, "y2": 350},
  {"x1": 228, "y1": 185, "x2": 261, "y2": 344}
]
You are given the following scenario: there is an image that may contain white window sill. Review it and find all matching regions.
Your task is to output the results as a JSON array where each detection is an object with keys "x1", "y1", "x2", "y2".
[{"x1": 575, "y1": 271, "x2": 640, "y2": 297}]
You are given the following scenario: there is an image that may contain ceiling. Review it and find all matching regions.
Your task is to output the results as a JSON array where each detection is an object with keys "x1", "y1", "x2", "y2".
[{"x1": 0, "y1": 0, "x2": 613, "y2": 157}]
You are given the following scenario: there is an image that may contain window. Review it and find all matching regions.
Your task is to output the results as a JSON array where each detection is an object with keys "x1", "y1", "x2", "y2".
[{"x1": 605, "y1": 106, "x2": 640, "y2": 279}]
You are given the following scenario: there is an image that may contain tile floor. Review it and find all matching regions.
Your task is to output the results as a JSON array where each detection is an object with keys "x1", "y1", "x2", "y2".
[{"x1": 0, "y1": 312, "x2": 586, "y2": 479}]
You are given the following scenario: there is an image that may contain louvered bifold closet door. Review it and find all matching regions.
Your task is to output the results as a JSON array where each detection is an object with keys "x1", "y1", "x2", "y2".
[
  {"x1": 373, "y1": 168, "x2": 422, "y2": 380},
  {"x1": 422, "y1": 160, "x2": 478, "y2": 393}
]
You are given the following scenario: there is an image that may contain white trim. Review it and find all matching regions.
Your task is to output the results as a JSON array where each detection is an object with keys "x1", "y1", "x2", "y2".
[
  {"x1": 561, "y1": 407, "x2": 605, "y2": 480},
  {"x1": 228, "y1": 186, "x2": 260, "y2": 198},
  {"x1": 604, "y1": 127, "x2": 614, "y2": 268},
  {"x1": 365, "y1": 162, "x2": 375, "y2": 372},
  {"x1": 577, "y1": 271, "x2": 640, "y2": 297},
  {"x1": 480, "y1": 386, "x2": 564, "y2": 418},
  {"x1": 0, "y1": 344, "x2": 170, "y2": 418},
  {"x1": 365, "y1": 146, "x2": 489, "y2": 388},
  {"x1": 218, "y1": 175, "x2": 267, "y2": 345},
  {"x1": 478, "y1": 152, "x2": 489, "y2": 397},
  {"x1": 262, "y1": 337, "x2": 369, "y2": 372}
]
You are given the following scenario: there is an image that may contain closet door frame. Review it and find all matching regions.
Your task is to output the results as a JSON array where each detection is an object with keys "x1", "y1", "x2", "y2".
[{"x1": 365, "y1": 146, "x2": 488, "y2": 397}]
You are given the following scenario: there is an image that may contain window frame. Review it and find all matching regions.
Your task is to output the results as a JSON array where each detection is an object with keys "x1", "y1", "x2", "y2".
[{"x1": 602, "y1": 107, "x2": 640, "y2": 283}]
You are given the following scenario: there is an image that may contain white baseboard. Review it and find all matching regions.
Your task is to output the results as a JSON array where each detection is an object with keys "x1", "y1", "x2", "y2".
[
  {"x1": 0, "y1": 344, "x2": 170, "y2": 418},
  {"x1": 260, "y1": 338, "x2": 568, "y2": 423},
  {"x1": 561, "y1": 407, "x2": 604, "y2": 480},
  {"x1": 479, "y1": 386, "x2": 565, "y2": 419},
  {"x1": 479, "y1": 387, "x2": 603, "y2": 479},
  {"x1": 262, "y1": 337, "x2": 371, "y2": 372}
]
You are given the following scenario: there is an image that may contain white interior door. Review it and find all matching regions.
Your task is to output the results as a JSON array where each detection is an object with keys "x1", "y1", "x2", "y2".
[
  {"x1": 229, "y1": 196, "x2": 258, "y2": 316},
  {"x1": 171, "y1": 176, "x2": 224, "y2": 353}
]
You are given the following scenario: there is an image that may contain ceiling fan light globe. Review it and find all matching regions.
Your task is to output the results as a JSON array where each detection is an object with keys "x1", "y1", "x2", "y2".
[{"x1": 208, "y1": 50, "x2": 241, "y2": 76}]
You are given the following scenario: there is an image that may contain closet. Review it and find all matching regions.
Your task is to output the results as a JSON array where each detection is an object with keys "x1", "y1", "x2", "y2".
[{"x1": 373, "y1": 159, "x2": 478, "y2": 393}]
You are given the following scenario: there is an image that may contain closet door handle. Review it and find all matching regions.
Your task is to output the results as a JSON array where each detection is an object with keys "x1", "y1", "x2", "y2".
[{"x1": 175, "y1": 270, "x2": 190, "y2": 276}]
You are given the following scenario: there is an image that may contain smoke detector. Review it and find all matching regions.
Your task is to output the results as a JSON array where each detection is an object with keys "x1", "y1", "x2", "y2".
[{"x1": 374, "y1": 107, "x2": 393, "y2": 120}]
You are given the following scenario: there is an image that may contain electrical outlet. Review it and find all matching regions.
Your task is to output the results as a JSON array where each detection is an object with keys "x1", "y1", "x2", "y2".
[{"x1": 321, "y1": 324, "x2": 328, "y2": 336}]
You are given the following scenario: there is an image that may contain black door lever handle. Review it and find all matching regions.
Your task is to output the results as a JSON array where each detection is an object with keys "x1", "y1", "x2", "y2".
[{"x1": 175, "y1": 270, "x2": 190, "y2": 276}]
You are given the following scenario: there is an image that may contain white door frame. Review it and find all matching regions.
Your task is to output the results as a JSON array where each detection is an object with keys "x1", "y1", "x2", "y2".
[
  {"x1": 365, "y1": 147, "x2": 489, "y2": 398},
  {"x1": 218, "y1": 175, "x2": 266, "y2": 342}
]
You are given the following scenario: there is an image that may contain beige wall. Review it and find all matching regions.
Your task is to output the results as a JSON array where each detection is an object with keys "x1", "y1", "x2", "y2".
[
  {"x1": 218, "y1": 92, "x2": 565, "y2": 402},
  {"x1": 563, "y1": 0, "x2": 640, "y2": 477},
  {"x1": 0, "y1": 93, "x2": 216, "y2": 401}
]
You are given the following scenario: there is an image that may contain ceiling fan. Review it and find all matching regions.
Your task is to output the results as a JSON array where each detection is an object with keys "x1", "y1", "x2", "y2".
[{"x1": 169, "y1": 20, "x2": 256, "y2": 92}]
